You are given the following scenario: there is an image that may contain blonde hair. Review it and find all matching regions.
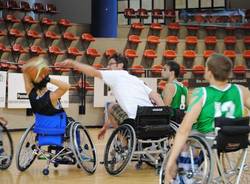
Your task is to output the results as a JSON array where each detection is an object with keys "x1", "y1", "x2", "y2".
[{"x1": 24, "y1": 57, "x2": 49, "y2": 82}]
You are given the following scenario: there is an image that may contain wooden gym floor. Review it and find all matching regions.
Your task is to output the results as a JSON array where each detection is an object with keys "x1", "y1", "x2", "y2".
[{"x1": 0, "y1": 129, "x2": 159, "y2": 184}]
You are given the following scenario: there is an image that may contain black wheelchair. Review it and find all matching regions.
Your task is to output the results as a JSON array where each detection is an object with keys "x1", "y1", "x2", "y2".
[
  {"x1": 0, "y1": 122, "x2": 13, "y2": 170},
  {"x1": 15, "y1": 112, "x2": 97, "y2": 175},
  {"x1": 160, "y1": 117, "x2": 250, "y2": 184},
  {"x1": 102, "y1": 106, "x2": 179, "y2": 175}
]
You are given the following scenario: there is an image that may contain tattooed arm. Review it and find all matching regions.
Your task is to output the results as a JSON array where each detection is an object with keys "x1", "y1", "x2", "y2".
[{"x1": 164, "y1": 88, "x2": 204, "y2": 182}]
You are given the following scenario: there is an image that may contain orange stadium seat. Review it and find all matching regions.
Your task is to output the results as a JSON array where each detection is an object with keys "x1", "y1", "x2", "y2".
[
  {"x1": 128, "y1": 34, "x2": 141, "y2": 44},
  {"x1": 205, "y1": 36, "x2": 217, "y2": 46},
  {"x1": 180, "y1": 65, "x2": 187, "y2": 76},
  {"x1": 244, "y1": 36, "x2": 250, "y2": 45},
  {"x1": 124, "y1": 49, "x2": 138, "y2": 58},
  {"x1": 182, "y1": 80, "x2": 189, "y2": 87},
  {"x1": 23, "y1": 15, "x2": 38, "y2": 24},
  {"x1": 192, "y1": 65, "x2": 205, "y2": 76},
  {"x1": 187, "y1": 26, "x2": 199, "y2": 31},
  {"x1": 41, "y1": 17, "x2": 55, "y2": 26},
  {"x1": 152, "y1": 9, "x2": 163, "y2": 21},
  {"x1": 9, "y1": 28, "x2": 24, "y2": 37},
  {"x1": 164, "y1": 9, "x2": 175, "y2": 19},
  {"x1": 186, "y1": 36, "x2": 198, "y2": 46},
  {"x1": 63, "y1": 32, "x2": 79, "y2": 41},
  {"x1": 203, "y1": 50, "x2": 215, "y2": 59},
  {"x1": 105, "y1": 48, "x2": 117, "y2": 57},
  {"x1": 12, "y1": 43, "x2": 28, "y2": 53},
  {"x1": 49, "y1": 45, "x2": 65, "y2": 55},
  {"x1": 58, "y1": 18, "x2": 73, "y2": 27},
  {"x1": 233, "y1": 65, "x2": 246, "y2": 76},
  {"x1": 30, "y1": 45, "x2": 47, "y2": 55},
  {"x1": 147, "y1": 35, "x2": 160, "y2": 44},
  {"x1": 150, "y1": 23, "x2": 162, "y2": 31},
  {"x1": 86, "y1": 48, "x2": 100, "y2": 57},
  {"x1": 243, "y1": 50, "x2": 250, "y2": 59},
  {"x1": 130, "y1": 65, "x2": 145, "y2": 76},
  {"x1": 144, "y1": 49, "x2": 157, "y2": 59},
  {"x1": 168, "y1": 23, "x2": 180, "y2": 31},
  {"x1": 136, "y1": 8, "x2": 149, "y2": 19},
  {"x1": 67, "y1": 47, "x2": 83, "y2": 56},
  {"x1": 124, "y1": 8, "x2": 136, "y2": 19},
  {"x1": 92, "y1": 63, "x2": 104, "y2": 70},
  {"x1": 27, "y1": 30, "x2": 42, "y2": 39},
  {"x1": 45, "y1": 30, "x2": 60, "y2": 40},
  {"x1": 163, "y1": 50, "x2": 176, "y2": 60},
  {"x1": 131, "y1": 22, "x2": 144, "y2": 30},
  {"x1": 151, "y1": 64, "x2": 163, "y2": 75},
  {"x1": 223, "y1": 50, "x2": 236, "y2": 60},
  {"x1": 194, "y1": 15, "x2": 205, "y2": 23},
  {"x1": 166, "y1": 36, "x2": 178, "y2": 45},
  {"x1": 224, "y1": 36, "x2": 236, "y2": 45},
  {"x1": 0, "y1": 43, "x2": 11, "y2": 52},
  {"x1": 0, "y1": 30, "x2": 7, "y2": 36},
  {"x1": 5, "y1": 14, "x2": 20, "y2": 23},
  {"x1": 82, "y1": 33, "x2": 95, "y2": 42},
  {"x1": 183, "y1": 50, "x2": 196, "y2": 59}
]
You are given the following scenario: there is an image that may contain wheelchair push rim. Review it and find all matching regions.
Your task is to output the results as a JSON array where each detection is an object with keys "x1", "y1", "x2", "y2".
[
  {"x1": 0, "y1": 123, "x2": 13, "y2": 170},
  {"x1": 16, "y1": 124, "x2": 37, "y2": 171},
  {"x1": 104, "y1": 124, "x2": 136, "y2": 176},
  {"x1": 159, "y1": 135, "x2": 213, "y2": 184},
  {"x1": 70, "y1": 123, "x2": 97, "y2": 174}
]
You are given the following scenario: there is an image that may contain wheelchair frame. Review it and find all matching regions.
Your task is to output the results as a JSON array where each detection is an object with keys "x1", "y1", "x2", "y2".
[
  {"x1": 16, "y1": 117, "x2": 97, "y2": 175},
  {"x1": 160, "y1": 117, "x2": 250, "y2": 184},
  {"x1": 103, "y1": 106, "x2": 178, "y2": 176},
  {"x1": 0, "y1": 122, "x2": 13, "y2": 170}
]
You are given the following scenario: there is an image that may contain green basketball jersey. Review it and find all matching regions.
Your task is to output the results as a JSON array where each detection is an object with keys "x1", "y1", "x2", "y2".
[
  {"x1": 171, "y1": 81, "x2": 188, "y2": 110},
  {"x1": 193, "y1": 84, "x2": 244, "y2": 133}
]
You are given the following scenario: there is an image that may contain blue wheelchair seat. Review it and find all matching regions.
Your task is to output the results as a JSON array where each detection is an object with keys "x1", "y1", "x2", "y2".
[{"x1": 33, "y1": 112, "x2": 67, "y2": 146}]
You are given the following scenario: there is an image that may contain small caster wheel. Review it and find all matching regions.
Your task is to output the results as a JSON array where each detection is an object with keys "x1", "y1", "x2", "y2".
[
  {"x1": 77, "y1": 164, "x2": 81, "y2": 169},
  {"x1": 135, "y1": 162, "x2": 142, "y2": 170},
  {"x1": 54, "y1": 163, "x2": 59, "y2": 168},
  {"x1": 43, "y1": 168, "x2": 49, "y2": 175}
]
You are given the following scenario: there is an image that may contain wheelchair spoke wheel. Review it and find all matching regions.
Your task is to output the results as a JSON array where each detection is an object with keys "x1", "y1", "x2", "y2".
[
  {"x1": 218, "y1": 149, "x2": 250, "y2": 184},
  {"x1": 16, "y1": 124, "x2": 37, "y2": 171},
  {"x1": 159, "y1": 135, "x2": 213, "y2": 184},
  {"x1": 0, "y1": 123, "x2": 13, "y2": 170},
  {"x1": 71, "y1": 123, "x2": 97, "y2": 174},
  {"x1": 104, "y1": 124, "x2": 136, "y2": 175}
]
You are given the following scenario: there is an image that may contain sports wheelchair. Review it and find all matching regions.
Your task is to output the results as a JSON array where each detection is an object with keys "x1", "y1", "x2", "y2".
[
  {"x1": 0, "y1": 122, "x2": 13, "y2": 170},
  {"x1": 103, "y1": 106, "x2": 179, "y2": 175},
  {"x1": 160, "y1": 117, "x2": 250, "y2": 184},
  {"x1": 15, "y1": 112, "x2": 97, "y2": 175}
]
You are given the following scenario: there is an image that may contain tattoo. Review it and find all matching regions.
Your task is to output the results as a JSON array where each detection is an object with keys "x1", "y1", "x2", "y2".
[{"x1": 187, "y1": 88, "x2": 203, "y2": 112}]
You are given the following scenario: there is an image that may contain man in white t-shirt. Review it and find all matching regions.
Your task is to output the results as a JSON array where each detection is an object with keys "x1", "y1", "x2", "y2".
[{"x1": 56, "y1": 54, "x2": 164, "y2": 138}]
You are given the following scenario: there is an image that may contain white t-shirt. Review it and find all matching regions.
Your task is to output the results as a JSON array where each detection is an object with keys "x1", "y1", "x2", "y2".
[{"x1": 100, "y1": 70, "x2": 153, "y2": 119}]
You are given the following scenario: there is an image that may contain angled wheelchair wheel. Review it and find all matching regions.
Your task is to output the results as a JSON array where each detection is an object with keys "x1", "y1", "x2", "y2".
[
  {"x1": 104, "y1": 124, "x2": 136, "y2": 175},
  {"x1": 0, "y1": 123, "x2": 13, "y2": 170},
  {"x1": 16, "y1": 124, "x2": 37, "y2": 171},
  {"x1": 159, "y1": 135, "x2": 213, "y2": 184},
  {"x1": 217, "y1": 149, "x2": 250, "y2": 184},
  {"x1": 70, "y1": 122, "x2": 97, "y2": 174}
]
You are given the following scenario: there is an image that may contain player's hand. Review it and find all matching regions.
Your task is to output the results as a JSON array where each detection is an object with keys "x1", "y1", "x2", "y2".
[
  {"x1": 98, "y1": 127, "x2": 107, "y2": 140},
  {"x1": 0, "y1": 117, "x2": 8, "y2": 126},
  {"x1": 165, "y1": 162, "x2": 177, "y2": 184}
]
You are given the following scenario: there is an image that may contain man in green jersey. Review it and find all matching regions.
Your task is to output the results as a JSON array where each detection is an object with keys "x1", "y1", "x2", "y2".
[
  {"x1": 161, "y1": 61, "x2": 188, "y2": 123},
  {"x1": 164, "y1": 53, "x2": 250, "y2": 183}
]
